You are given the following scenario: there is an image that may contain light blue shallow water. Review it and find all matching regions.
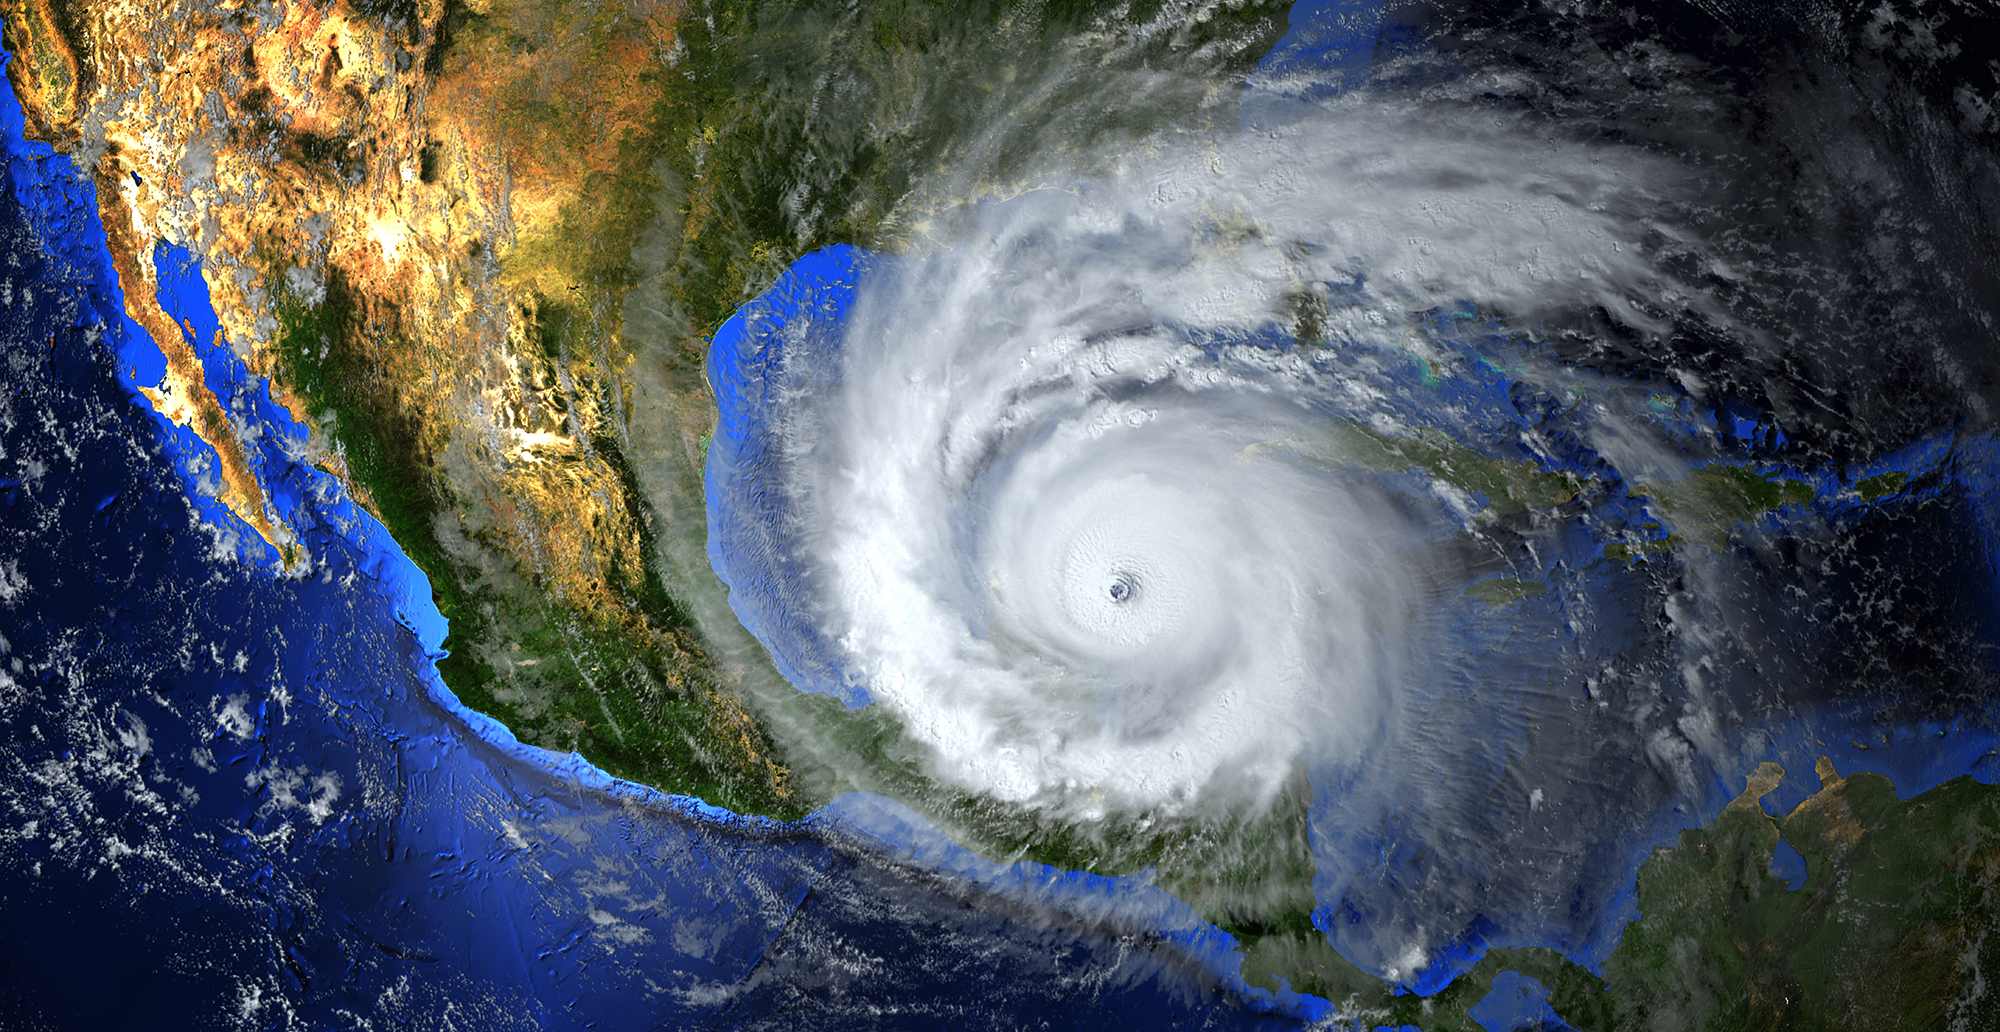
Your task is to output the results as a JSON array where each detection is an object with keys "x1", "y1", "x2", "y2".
[
  {"x1": 704, "y1": 230, "x2": 2000, "y2": 997},
  {"x1": 0, "y1": 39, "x2": 1315, "y2": 1032},
  {"x1": 11, "y1": 0, "x2": 2000, "y2": 1026}
]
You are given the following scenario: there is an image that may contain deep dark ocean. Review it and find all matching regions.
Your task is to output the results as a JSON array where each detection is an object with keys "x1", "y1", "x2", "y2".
[
  {"x1": 9, "y1": 0, "x2": 2000, "y2": 1028},
  {"x1": 0, "y1": 42, "x2": 1309, "y2": 1032}
]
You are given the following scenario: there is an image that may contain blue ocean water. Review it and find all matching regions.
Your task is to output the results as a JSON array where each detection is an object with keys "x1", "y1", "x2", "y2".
[
  {"x1": 705, "y1": 246, "x2": 1337, "y2": 1020},
  {"x1": 0, "y1": 45, "x2": 1309, "y2": 1031},
  {"x1": 10, "y1": 0, "x2": 2000, "y2": 1028},
  {"x1": 703, "y1": 234, "x2": 2000, "y2": 1000},
  {"x1": 1768, "y1": 838, "x2": 1808, "y2": 893},
  {"x1": 1467, "y1": 972, "x2": 1575, "y2": 1032},
  {"x1": 701, "y1": 0, "x2": 2000, "y2": 1009},
  {"x1": 706, "y1": 244, "x2": 874, "y2": 709}
]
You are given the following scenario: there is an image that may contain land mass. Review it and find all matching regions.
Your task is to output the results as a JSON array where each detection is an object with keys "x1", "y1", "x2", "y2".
[{"x1": 9, "y1": 1, "x2": 1992, "y2": 1025}]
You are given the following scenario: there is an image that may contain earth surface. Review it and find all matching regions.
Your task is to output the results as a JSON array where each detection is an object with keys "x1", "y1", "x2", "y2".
[{"x1": 4, "y1": 0, "x2": 2000, "y2": 1029}]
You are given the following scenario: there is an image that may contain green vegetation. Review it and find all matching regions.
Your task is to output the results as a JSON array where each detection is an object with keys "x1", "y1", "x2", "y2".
[
  {"x1": 868, "y1": 754, "x2": 2000, "y2": 1027},
  {"x1": 272, "y1": 276, "x2": 452, "y2": 587},
  {"x1": 272, "y1": 278, "x2": 805, "y2": 817},
  {"x1": 1585, "y1": 766, "x2": 2000, "y2": 1030},
  {"x1": 1359, "y1": 947, "x2": 1618, "y2": 1031},
  {"x1": 1631, "y1": 465, "x2": 1816, "y2": 549},
  {"x1": 591, "y1": 0, "x2": 1401, "y2": 992},
  {"x1": 1267, "y1": 419, "x2": 1592, "y2": 519},
  {"x1": 0, "y1": 0, "x2": 86, "y2": 143},
  {"x1": 1857, "y1": 470, "x2": 1910, "y2": 500},
  {"x1": 266, "y1": 4, "x2": 2000, "y2": 1020},
  {"x1": 1163, "y1": 779, "x2": 1390, "y2": 1002},
  {"x1": 268, "y1": 0, "x2": 1328, "y2": 961},
  {"x1": 1336, "y1": 422, "x2": 1591, "y2": 516},
  {"x1": 627, "y1": 0, "x2": 1295, "y2": 382},
  {"x1": 59, "y1": 0, "x2": 1999, "y2": 1022},
  {"x1": 1362, "y1": 765, "x2": 2000, "y2": 1030}
]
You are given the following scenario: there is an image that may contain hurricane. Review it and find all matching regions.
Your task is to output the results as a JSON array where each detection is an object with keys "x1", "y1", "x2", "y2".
[
  {"x1": 710, "y1": 56, "x2": 1757, "y2": 818},
  {"x1": 692, "y1": 0, "x2": 2000, "y2": 985},
  {"x1": 13, "y1": 0, "x2": 2000, "y2": 1021}
]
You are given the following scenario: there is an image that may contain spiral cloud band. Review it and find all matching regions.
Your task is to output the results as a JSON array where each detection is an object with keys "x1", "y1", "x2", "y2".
[
  {"x1": 705, "y1": 84, "x2": 1695, "y2": 818},
  {"x1": 692, "y1": 1, "x2": 2000, "y2": 991},
  {"x1": 818, "y1": 304, "x2": 1409, "y2": 815}
]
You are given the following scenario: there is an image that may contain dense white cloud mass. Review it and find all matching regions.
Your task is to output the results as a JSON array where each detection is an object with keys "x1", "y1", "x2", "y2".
[{"x1": 766, "y1": 85, "x2": 1695, "y2": 818}]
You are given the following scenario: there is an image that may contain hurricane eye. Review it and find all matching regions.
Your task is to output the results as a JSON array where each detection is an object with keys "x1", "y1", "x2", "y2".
[{"x1": 1108, "y1": 574, "x2": 1136, "y2": 603}]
